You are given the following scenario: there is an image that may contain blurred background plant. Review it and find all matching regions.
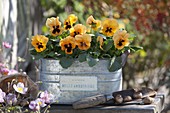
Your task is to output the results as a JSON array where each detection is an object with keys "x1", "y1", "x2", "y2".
[{"x1": 0, "y1": 0, "x2": 170, "y2": 112}]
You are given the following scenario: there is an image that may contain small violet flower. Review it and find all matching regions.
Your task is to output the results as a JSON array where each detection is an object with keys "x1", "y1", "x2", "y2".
[
  {"x1": 0, "y1": 68, "x2": 9, "y2": 75},
  {"x1": 8, "y1": 69, "x2": 18, "y2": 75},
  {"x1": 13, "y1": 82, "x2": 28, "y2": 94},
  {"x1": 2, "y1": 42, "x2": 12, "y2": 48},
  {"x1": 36, "y1": 98, "x2": 47, "y2": 107},
  {"x1": 0, "y1": 88, "x2": 6, "y2": 103},
  {"x1": 40, "y1": 90, "x2": 55, "y2": 104},
  {"x1": 29, "y1": 100, "x2": 40, "y2": 112},
  {"x1": 6, "y1": 93, "x2": 17, "y2": 105}
]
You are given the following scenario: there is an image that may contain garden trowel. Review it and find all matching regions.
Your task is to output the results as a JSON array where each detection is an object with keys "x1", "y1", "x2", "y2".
[{"x1": 72, "y1": 87, "x2": 157, "y2": 109}]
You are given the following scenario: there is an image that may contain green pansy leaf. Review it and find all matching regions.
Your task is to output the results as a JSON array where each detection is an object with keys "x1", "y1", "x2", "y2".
[
  {"x1": 32, "y1": 54, "x2": 44, "y2": 60},
  {"x1": 47, "y1": 35, "x2": 56, "y2": 39},
  {"x1": 108, "y1": 56, "x2": 122, "y2": 72},
  {"x1": 78, "y1": 53, "x2": 87, "y2": 62},
  {"x1": 102, "y1": 39, "x2": 113, "y2": 52},
  {"x1": 29, "y1": 49, "x2": 37, "y2": 55},
  {"x1": 130, "y1": 46, "x2": 143, "y2": 52},
  {"x1": 29, "y1": 49, "x2": 46, "y2": 60},
  {"x1": 100, "y1": 54, "x2": 111, "y2": 59},
  {"x1": 48, "y1": 52, "x2": 56, "y2": 57},
  {"x1": 86, "y1": 56, "x2": 99, "y2": 67},
  {"x1": 89, "y1": 52, "x2": 100, "y2": 58},
  {"x1": 59, "y1": 57, "x2": 74, "y2": 68}
]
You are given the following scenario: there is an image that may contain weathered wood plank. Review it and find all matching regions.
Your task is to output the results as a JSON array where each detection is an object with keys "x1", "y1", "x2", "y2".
[{"x1": 48, "y1": 94, "x2": 164, "y2": 113}]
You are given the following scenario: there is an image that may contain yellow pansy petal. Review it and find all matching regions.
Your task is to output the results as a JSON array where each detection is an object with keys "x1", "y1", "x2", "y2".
[
  {"x1": 95, "y1": 20, "x2": 101, "y2": 28},
  {"x1": 86, "y1": 15, "x2": 101, "y2": 31},
  {"x1": 101, "y1": 18, "x2": 119, "y2": 36},
  {"x1": 46, "y1": 17, "x2": 56, "y2": 28},
  {"x1": 45, "y1": 17, "x2": 63, "y2": 36},
  {"x1": 86, "y1": 15, "x2": 95, "y2": 25},
  {"x1": 113, "y1": 30, "x2": 130, "y2": 50},
  {"x1": 69, "y1": 24, "x2": 87, "y2": 37},
  {"x1": 31, "y1": 35, "x2": 49, "y2": 52},
  {"x1": 74, "y1": 24, "x2": 86, "y2": 34},
  {"x1": 68, "y1": 14, "x2": 78, "y2": 25},
  {"x1": 97, "y1": 36, "x2": 104, "y2": 50},
  {"x1": 69, "y1": 27, "x2": 76, "y2": 37},
  {"x1": 75, "y1": 34, "x2": 91, "y2": 50},
  {"x1": 83, "y1": 34, "x2": 92, "y2": 42},
  {"x1": 46, "y1": 17, "x2": 60, "y2": 28},
  {"x1": 75, "y1": 35, "x2": 82, "y2": 43},
  {"x1": 59, "y1": 36, "x2": 76, "y2": 54}
]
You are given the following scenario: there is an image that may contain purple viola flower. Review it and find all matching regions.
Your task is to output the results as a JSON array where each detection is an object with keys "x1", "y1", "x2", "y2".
[
  {"x1": 29, "y1": 100, "x2": 40, "y2": 112},
  {"x1": 2, "y1": 42, "x2": 12, "y2": 48},
  {"x1": 36, "y1": 98, "x2": 46, "y2": 107},
  {"x1": 40, "y1": 90, "x2": 55, "y2": 104},
  {"x1": 8, "y1": 69, "x2": 18, "y2": 75},
  {"x1": 0, "y1": 67, "x2": 9, "y2": 75},
  {"x1": 0, "y1": 89, "x2": 6, "y2": 103},
  {"x1": 6, "y1": 93, "x2": 17, "y2": 105},
  {"x1": 13, "y1": 82, "x2": 28, "y2": 94}
]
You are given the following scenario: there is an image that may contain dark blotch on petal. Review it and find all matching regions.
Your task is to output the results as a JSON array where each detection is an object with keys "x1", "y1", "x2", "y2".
[
  {"x1": 64, "y1": 43, "x2": 72, "y2": 52},
  {"x1": 105, "y1": 27, "x2": 112, "y2": 33},
  {"x1": 118, "y1": 40, "x2": 125, "y2": 46},
  {"x1": 52, "y1": 26, "x2": 61, "y2": 34},
  {"x1": 66, "y1": 25, "x2": 72, "y2": 29},
  {"x1": 38, "y1": 45, "x2": 44, "y2": 49}
]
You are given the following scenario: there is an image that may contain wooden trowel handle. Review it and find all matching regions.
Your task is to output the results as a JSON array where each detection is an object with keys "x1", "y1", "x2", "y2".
[{"x1": 72, "y1": 94, "x2": 108, "y2": 109}]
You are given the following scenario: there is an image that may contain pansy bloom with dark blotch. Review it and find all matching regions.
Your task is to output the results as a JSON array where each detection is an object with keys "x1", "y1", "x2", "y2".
[
  {"x1": 64, "y1": 14, "x2": 78, "y2": 30},
  {"x1": 86, "y1": 15, "x2": 101, "y2": 31},
  {"x1": 64, "y1": 19, "x2": 72, "y2": 30},
  {"x1": 31, "y1": 35, "x2": 49, "y2": 52},
  {"x1": 101, "y1": 18, "x2": 119, "y2": 36},
  {"x1": 113, "y1": 30, "x2": 130, "y2": 50},
  {"x1": 59, "y1": 36, "x2": 76, "y2": 54},
  {"x1": 70, "y1": 24, "x2": 86, "y2": 37},
  {"x1": 75, "y1": 34, "x2": 91, "y2": 50},
  {"x1": 46, "y1": 17, "x2": 63, "y2": 36}
]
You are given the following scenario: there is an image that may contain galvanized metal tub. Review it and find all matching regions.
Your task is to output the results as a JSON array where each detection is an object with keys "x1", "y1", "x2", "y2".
[{"x1": 39, "y1": 59, "x2": 122, "y2": 104}]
